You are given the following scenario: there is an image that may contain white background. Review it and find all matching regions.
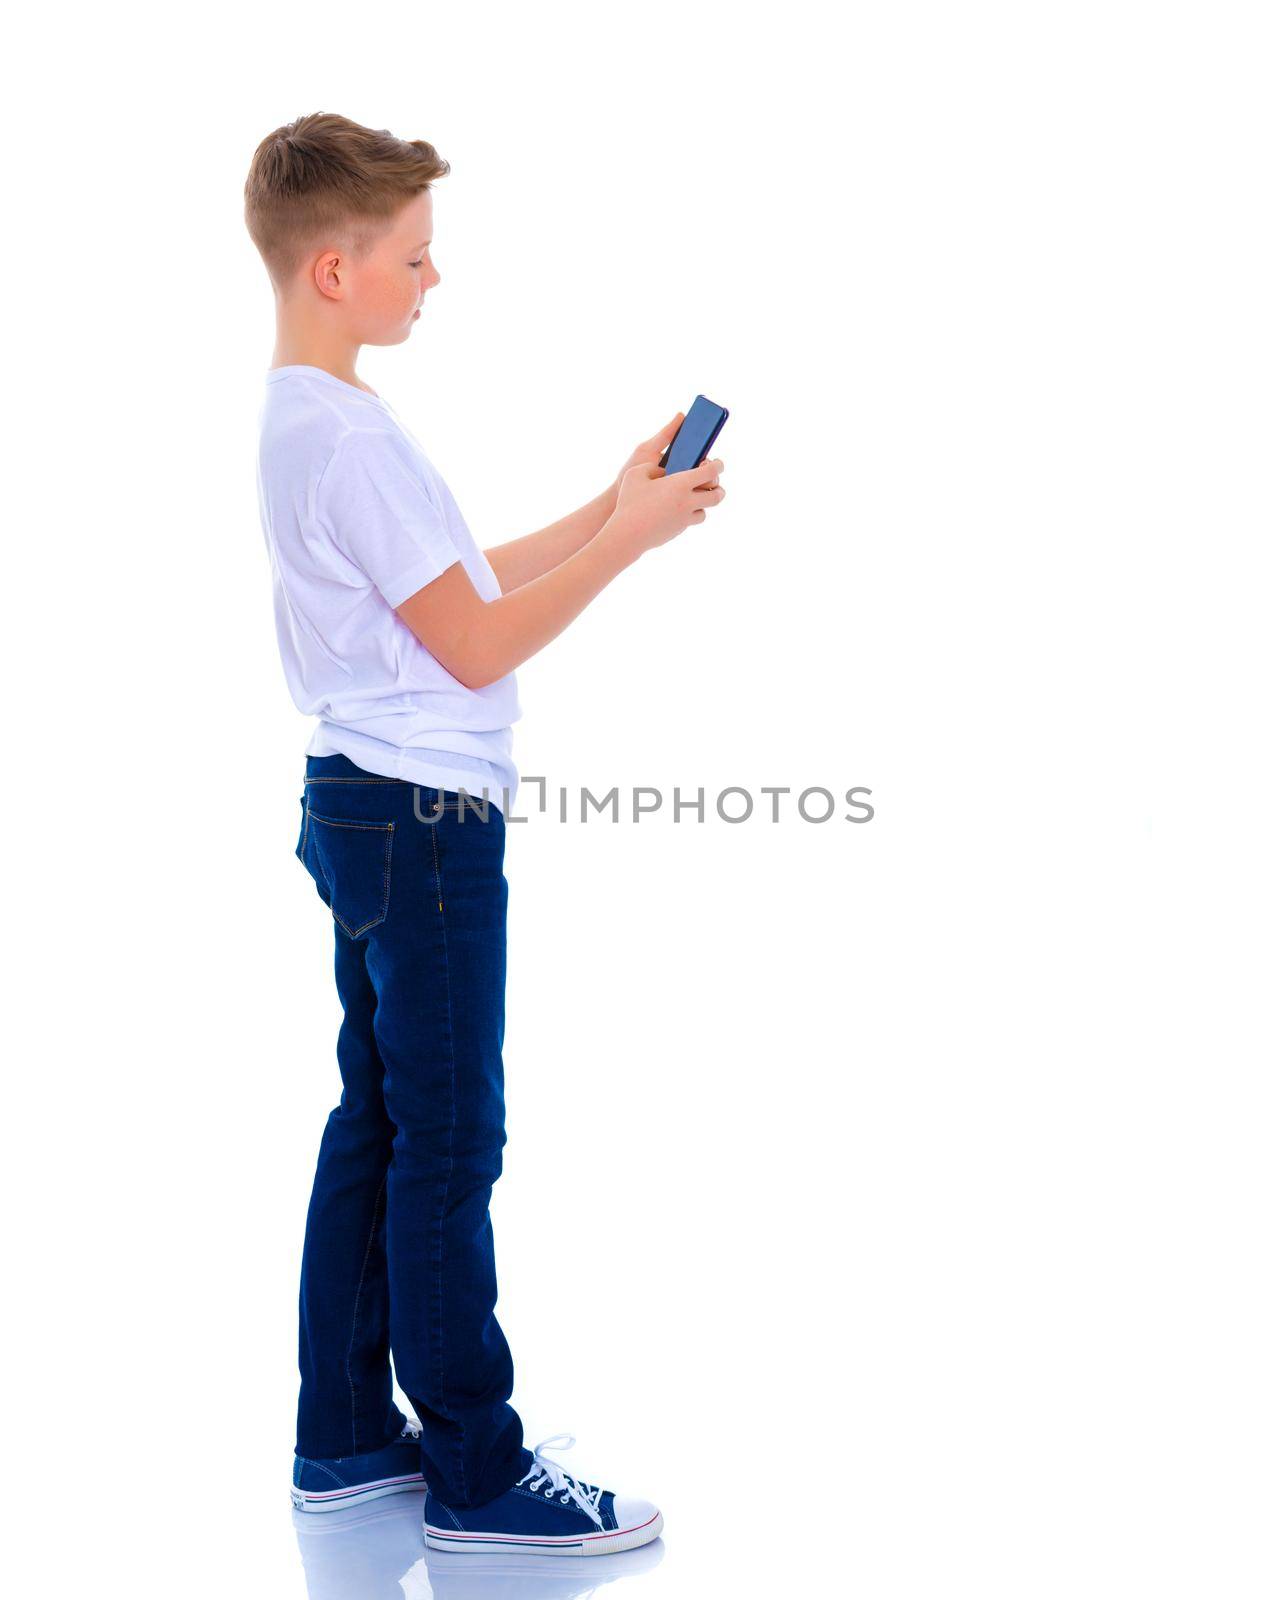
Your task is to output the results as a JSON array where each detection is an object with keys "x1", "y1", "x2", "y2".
[{"x1": 6, "y1": 3, "x2": 1278, "y2": 1596}]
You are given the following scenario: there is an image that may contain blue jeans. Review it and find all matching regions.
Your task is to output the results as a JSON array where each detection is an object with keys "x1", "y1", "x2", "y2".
[{"x1": 293, "y1": 752, "x2": 533, "y2": 1506}]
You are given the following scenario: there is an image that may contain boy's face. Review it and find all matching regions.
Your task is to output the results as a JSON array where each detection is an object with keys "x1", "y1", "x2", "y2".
[{"x1": 310, "y1": 190, "x2": 440, "y2": 346}]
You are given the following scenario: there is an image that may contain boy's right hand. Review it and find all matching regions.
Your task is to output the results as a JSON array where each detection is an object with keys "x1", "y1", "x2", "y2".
[{"x1": 609, "y1": 457, "x2": 726, "y2": 556}]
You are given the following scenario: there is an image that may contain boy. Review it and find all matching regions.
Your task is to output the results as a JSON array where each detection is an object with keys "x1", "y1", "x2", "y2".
[{"x1": 243, "y1": 112, "x2": 725, "y2": 1557}]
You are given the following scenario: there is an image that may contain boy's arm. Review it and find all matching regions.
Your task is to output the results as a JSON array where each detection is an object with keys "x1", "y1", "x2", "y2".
[
  {"x1": 403, "y1": 523, "x2": 638, "y2": 691},
  {"x1": 481, "y1": 411, "x2": 687, "y2": 593},
  {"x1": 396, "y1": 457, "x2": 725, "y2": 690},
  {"x1": 482, "y1": 485, "x2": 618, "y2": 594}
]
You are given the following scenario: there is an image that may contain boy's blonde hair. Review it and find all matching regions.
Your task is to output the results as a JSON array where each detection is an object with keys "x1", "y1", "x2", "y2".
[{"x1": 244, "y1": 111, "x2": 449, "y2": 291}]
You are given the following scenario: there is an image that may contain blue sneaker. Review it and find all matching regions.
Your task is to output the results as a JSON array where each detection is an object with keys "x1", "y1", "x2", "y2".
[
  {"x1": 423, "y1": 1433, "x2": 662, "y2": 1557},
  {"x1": 291, "y1": 1418, "x2": 425, "y2": 1512}
]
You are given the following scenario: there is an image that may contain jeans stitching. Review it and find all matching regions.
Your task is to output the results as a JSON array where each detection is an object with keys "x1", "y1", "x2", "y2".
[
  {"x1": 428, "y1": 820, "x2": 464, "y2": 1499},
  {"x1": 306, "y1": 813, "x2": 396, "y2": 831},
  {"x1": 345, "y1": 1170, "x2": 388, "y2": 1458},
  {"x1": 306, "y1": 815, "x2": 395, "y2": 938}
]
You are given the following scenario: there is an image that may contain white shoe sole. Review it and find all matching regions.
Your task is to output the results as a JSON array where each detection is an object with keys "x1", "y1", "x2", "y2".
[
  {"x1": 291, "y1": 1473, "x2": 425, "y2": 1513},
  {"x1": 423, "y1": 1507, "x2": 662, "y2": 1556}
]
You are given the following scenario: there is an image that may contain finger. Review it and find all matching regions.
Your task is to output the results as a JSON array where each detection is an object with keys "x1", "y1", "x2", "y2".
[{"x1": 695, "y1": 485, "x2": 726, "y2": 503}]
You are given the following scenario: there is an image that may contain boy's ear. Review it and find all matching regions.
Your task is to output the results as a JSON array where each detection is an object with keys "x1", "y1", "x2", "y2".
[{"x1": 313, "y1": 250, "x2": 346, "y2": 301}]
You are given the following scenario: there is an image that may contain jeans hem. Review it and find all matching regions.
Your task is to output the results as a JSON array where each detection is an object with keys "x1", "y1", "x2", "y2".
[
  {"x1": 295, "y1": 1407, "x2": 410, "y2": 1465},
  {"x1": 432, "y1": 1443, "x2": 535, "y2": 1511}
]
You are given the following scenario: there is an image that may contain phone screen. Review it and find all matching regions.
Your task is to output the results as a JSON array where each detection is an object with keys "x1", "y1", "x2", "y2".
[{"x1": 660, "y1": 395, "x2": 729, "y2": 473}]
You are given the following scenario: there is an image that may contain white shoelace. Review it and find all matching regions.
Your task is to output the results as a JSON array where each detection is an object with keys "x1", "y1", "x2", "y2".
[{"x1": 517, "y1": 1434, "x2": 605, "y2": 1528}]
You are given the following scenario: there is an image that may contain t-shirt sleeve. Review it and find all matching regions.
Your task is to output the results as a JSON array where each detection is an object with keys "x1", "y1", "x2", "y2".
[{"x1": 316, "y1": 428, "x2": 462, "y2": 607}]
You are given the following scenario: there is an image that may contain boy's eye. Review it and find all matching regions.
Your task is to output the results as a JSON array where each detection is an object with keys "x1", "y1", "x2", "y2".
[{"x1": 410, "y1": 259, "x2": 424, "y2": 268}]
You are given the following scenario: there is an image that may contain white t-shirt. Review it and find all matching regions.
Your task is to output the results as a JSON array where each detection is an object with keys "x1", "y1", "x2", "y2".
[{"x1": 255, "y1": 365, "x2": 520, "y2": 812}]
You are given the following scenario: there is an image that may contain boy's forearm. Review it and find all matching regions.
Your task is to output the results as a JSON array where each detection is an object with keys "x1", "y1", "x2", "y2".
[
  {"x1": 483, "y1": 485, "x2": 618, "y2": 593},
  {"x1": 461, "y1": 519, "x2": 638, "y2": 686}
]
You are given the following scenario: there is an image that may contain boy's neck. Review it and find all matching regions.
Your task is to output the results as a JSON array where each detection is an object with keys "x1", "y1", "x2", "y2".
[{"x1": 270, "y1": 329, "x2": 378, "y2": 397}]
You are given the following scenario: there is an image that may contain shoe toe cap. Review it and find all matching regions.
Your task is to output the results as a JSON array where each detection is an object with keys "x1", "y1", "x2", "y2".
[{"x1": 611, "y1": 1493, "x2": 661, "y2": 1533}]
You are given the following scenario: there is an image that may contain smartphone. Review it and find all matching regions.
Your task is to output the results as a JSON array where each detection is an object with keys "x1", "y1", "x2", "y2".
[{"x1": 659, "y1": 394, "x2": 729, "y2": 473}]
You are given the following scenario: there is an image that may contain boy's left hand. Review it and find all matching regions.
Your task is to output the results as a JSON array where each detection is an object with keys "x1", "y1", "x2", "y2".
[{"x1": 611, "y1": 412, "x2": 685, "y2": 498}]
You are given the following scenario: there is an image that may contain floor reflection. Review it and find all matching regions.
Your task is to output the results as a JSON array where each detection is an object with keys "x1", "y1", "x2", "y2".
[{"x1": 294, "y1": 1493, "x2": 665, "y2": 1600}]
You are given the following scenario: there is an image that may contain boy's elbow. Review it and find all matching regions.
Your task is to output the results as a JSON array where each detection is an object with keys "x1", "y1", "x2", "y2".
[
  {"x1": 396, "y1": 568, "x2": 504, "y2": 689},
  {"x1": 403, "y1": 619, "x2": 498, "y2": 690},
  {"x1": 430, "y1": 637, "x2": 500, "y2": 690},
  {"x1": 453, "y1": 658, "x2": 503, "y2": 691}
]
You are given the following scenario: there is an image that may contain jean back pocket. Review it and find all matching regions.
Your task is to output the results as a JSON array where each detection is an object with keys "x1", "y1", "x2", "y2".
[{"x1": 298, "y1": 804, "x2": 395, "y2": 938}]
